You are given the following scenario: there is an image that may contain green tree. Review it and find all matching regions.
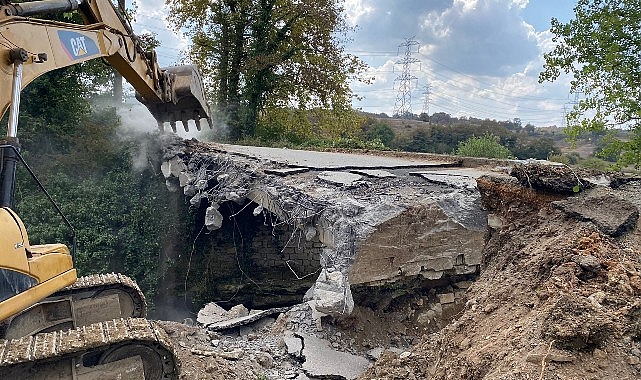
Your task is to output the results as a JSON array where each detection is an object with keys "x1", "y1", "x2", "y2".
[
  {"x1": 167, "y1": 0, "x2": 367, "y2": 140},
  {"x1": 455, "y1": 133, "x2": 513, "y2": 159},
  {"x1": 540, "y1": 0, "x2": 641, "y2": 168},
  {"x1": 362, "y1": 119, "x2": 395, "y2": 146}
]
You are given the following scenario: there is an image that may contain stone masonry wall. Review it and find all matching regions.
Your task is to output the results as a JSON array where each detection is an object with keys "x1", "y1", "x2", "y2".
[{"x1": 249, "y1": 220, "x2": 322, "y2": 282}]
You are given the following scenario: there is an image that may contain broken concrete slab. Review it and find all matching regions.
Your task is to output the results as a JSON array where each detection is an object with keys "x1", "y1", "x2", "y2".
[
  {"x1": 205, "y1": 306, "x2": 291, "y2": 331},
  {"x1": 299, "y1": 333, "x2": 371, "y2": 380},
  {"x1": 160, "y1": 137, "x2": 490, "y2": 316},
  {"x1": 317, "y1": 171, "x2": 363, "y2": 187},
  {"x1": 205, "y1": 205, "x2": 224, "y2": 230},
  {"x1": 349, "y1": 200, "x2": 484, "y2": 286},
  {"x1": 410, "y1": 168, "x2": 485, "y2": 189},
  {"x1": 553, "y1": 187, "x2": 639, "y2": 237},
  {"x1": 350, "y1": 169, "x2": 396, "y2": 178},
  {"x1": 265, "y1": 167, "x2": 310, "y2": 176}
]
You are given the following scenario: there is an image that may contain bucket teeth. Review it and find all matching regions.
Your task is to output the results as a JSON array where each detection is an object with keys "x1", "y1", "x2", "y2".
[{"x1": 137, "y1": 65, "x2": 212, "y2": 133}]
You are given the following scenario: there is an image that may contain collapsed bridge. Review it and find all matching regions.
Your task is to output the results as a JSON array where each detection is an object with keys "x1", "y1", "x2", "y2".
[{"x1": 158, "y1": 135, "x2": 491, "y2": 317}]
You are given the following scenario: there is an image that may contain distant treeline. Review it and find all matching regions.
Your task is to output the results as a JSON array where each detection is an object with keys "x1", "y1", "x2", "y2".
[{"x1": 359, "y1": 112, "x2": 562, "y2": 160}]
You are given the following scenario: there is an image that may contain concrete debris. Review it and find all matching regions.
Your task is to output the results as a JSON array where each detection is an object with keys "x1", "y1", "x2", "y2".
[
  {"x1": 205, "y1": 204, "x2": 224, "y2": 230},
  {"x1": 350, "y1": 169, "x2": 396, "y2": 178},
  {"x1": 160, "y1": 138, "x2": 492, "y2": 316},
  {"x1": 284, "y1": 333, "x2": 304, "y2": 359},
  {"x1": 161, "y1": 156, "x2": 187, "y2": 178},
  {"x1": 553, "y1": 187, "x2": 639, "y2": 237},
  {"x1": 299, "y1": 333, "x2": 371, "y2": 380},
  {"x1": 366, "y1": 347, "x2": 385, "y2": 360},
  {"x1": 218, "y1": 348, "x2": 245, "y2": 361},
  {"x1": 310, "y1": 269, "x2": 355, "y2": 316},
  {"x1": 205, "y1": 306, "x2": 291, "y2": 331},
  {"x1": 196, "y1": 302, "x2": 230, "y2": 325},
  {"x1": 317, "y1": 171, "x2": 363, "y2": 187},
  {"x1": 229, "y1": 304, "x2": 250, "y2": 319}
]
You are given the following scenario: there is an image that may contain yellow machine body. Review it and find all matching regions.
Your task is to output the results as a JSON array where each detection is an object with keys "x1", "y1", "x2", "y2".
[{"x1": 0, "y1": 207, "x2": 76, "y2": 322}]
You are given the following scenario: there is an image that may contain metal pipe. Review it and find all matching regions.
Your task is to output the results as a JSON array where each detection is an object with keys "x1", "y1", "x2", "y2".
[
  {"x1": 7, "y1": 60, "x2": 23, "y2": 139},
  {"x1": 6, "y1": 0, "x2": 83, "y2": 17}
]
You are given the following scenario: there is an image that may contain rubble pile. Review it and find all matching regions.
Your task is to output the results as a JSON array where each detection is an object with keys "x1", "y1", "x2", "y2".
[{"x1": 156, "y1": 136, "x2": 641, "y2": 379}]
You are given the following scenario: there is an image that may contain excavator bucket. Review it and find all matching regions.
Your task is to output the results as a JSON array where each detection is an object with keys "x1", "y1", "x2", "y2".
[{"x1": 138, "y1": 65, "x2": 213, "y2": 133}]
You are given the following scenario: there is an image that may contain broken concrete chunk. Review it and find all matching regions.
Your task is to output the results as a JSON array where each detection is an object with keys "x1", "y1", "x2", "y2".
[
  {"x1": 313, "y1": 269, "x2": 354, "y2": 316},
  {"x1": 438, "y1": 293, "x2": 456, "y2": 304},
  {"x1": 179, "y1": 171, "x2": 194, "y2": 187},
  {"x1": 218, "y1": 348, "x2": 245, "y2": 361},
  {"x1": 299, "y1": 333, "x2": 370, "y2": 380},
  {"x1": 487, "y1": 213, "x2": 504, "y2": 229},
  {"x1": 161, "y1": 160, "x2": 171, "y2": 178},
  {"x1": 553, "y1": 188, "x2": 639, "y2": 237},
  {"x1": 196, "y1": 302, "x2": 229, "y2": 326},
  {"x1": 317, "y1": 171, "x2": 363, "y2": 187},
  {"x1": 168, "y1": 156, "x2": 188, "y2": 178},
  {"x1": 366, "y1": 347, "x2": 385, "y2": 360},
  {"x1": 190, "y1": 193, "x2": 203, "y2": 206},
  {"x1": 284, "y1": 333, "x2": 304, "y2": 359},
  {"x1": 206, "y1": 307, "x2": 290, "y2": 331},
  {"x1": 205, "y1": 205, "x2": 224, "y2": 230},
  {"x1": 229, "y1": 304, "x2": 249, "y2": 319}
]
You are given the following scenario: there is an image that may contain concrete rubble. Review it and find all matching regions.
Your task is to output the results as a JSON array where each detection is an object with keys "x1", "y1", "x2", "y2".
[{"x1": 160, "y1": 135, "x2": 493, "y2": 317}]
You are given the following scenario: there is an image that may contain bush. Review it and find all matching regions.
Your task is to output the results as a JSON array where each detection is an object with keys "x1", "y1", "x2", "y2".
[{"x1": 455, "y1": 133, "x2": 513, "y2": 159}]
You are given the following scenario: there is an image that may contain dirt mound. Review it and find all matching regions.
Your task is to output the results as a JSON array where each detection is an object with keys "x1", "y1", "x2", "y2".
[{"x1": 360, "y1": 172, "x2": 641, "y2": 379}]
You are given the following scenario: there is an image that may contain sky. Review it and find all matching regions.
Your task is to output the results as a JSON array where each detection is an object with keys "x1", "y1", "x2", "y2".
[{"x1": 128, "y1": 0, "x2": 577, "y2": 128}]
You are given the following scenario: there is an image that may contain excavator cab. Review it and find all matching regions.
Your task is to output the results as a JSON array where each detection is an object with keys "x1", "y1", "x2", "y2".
[{"x1": 0, "y1": 207, "x2": 76, "y2": 322}]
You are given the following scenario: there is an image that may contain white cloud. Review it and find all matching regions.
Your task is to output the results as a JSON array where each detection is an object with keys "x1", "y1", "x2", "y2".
[
  {"x1": 126, "y1": 0, "x2": 571, "y2": 128},
  {"x1": 344, "y1": 0, "x2": 375, "y2": 26},
  {"x1": 347, "y1": 0, "x2": 571, "y2": 126}
]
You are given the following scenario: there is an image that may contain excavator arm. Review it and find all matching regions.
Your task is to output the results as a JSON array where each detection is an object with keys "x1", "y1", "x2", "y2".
[{"x1": 0, "y1": 0, "x2": 212, "y2": 132}]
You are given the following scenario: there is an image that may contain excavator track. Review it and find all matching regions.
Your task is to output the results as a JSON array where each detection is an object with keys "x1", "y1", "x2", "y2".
[
  {"x1": 58, "y1": 272, "x2": 147, "y2": 319},
  {"x1": 0, "y1": 273, "x2": 147, "y2": 339},
  {"x1": 0, "y1": 318, "x2": 179, "y2": 379}
]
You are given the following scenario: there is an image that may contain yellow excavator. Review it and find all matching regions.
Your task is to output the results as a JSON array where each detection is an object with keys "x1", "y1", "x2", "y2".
[{"x1": 0, "y1": 0, "x2": 212, "y2": 378}]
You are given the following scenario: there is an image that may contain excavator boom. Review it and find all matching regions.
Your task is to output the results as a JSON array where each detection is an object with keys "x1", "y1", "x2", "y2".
[{"x1": 0, "y1": 0, "x2": 212, "y2": 131}]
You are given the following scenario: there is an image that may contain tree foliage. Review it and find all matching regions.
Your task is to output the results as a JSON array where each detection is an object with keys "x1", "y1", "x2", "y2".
[
  {"x1": 455, "y1": 133, "x2": 513, "y2": 159},
  {"x1": 167, "y1": 0, "x2": 367, "y2": 140},
  {"x1": 540, "y1": 0, "x2": 641, "y2": 168}
]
